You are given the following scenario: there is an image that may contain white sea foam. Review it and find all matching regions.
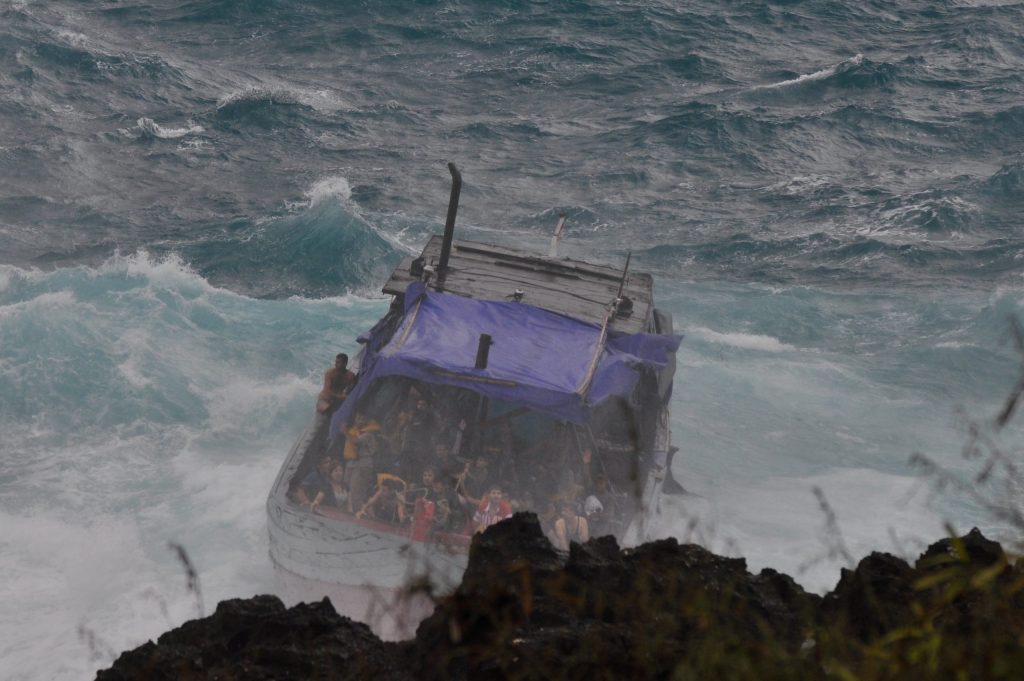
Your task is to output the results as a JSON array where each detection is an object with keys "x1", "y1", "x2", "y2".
[
  {"x1": 689, "y1": 326, "x2": 795, "y2": 352},
  {"x1": 216, "y1": 87, "x2": 297, "y2": 109},
  {"x1": 216, "y1": 85, "x2": 350, "y2": 114},
  {"x1": 55, "y1": 29, "x2": 90, "y2": 48},
  {"x1": 0, "y1": 266, "x2": 15, "y2": 293},
  {"x1": 0, "y1": 290, "x2": 76, "y2": 319},
  {"x1": 758, "y1": 54, "x2": 864, "y2": 89},
  {"x1": 177, "y1": 138, "x2": 211, "y2": 153},
  {"x1": 296, "y1": 88, "x2": 352, "y2": 113},
  {"x1": 305, "y1": 176, "x2": 352, "y2": 206},
  {"x1": 135, "y1": 117, "x2": 204, "y2": 139},
  {"x1": 654, "y1": 467, "x2": 947, "y2": 593},
  {"x1": 99, "y1": 251, "x2": 221, "y2": 296},
  {"x1": 0, "y1": 511, "x2": 196, "y2": 681},
  {"x1": 288, "y1": 176, "x2": 418, "y2": 260},
  {"x1": 171, "y1": 446, "x2": 282, "y2": 536},
  {"x1": 866, "y1": 195, "x2": 977, "y2": 240},
  {"x1": 204, "y1": 374, "x2": 314, "y2": 434},
  {"x1": 113, "y1": 329, "x2": 156, "y2": 388},
  {"x1": 0, "y1": 277, "x2": 346, "y2": 677},
  {"x1": 2, "y1": 255, "x2": 221, "y2": 310},
  {"x1": 286, "y1": 291, "x2": 386, "y2": 310},
  {"x1": 986, "y1": 283, "x2": 1024, "y2": 307},
  {"x1": 834, "y1": 430, "x2": 867, "y2": 445},
  {"x1": 760, "y1": 175, "x2": 832, "y2": 196}
]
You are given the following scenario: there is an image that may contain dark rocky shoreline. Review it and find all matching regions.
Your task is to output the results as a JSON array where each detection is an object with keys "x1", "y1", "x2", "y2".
[{"x1": 97, "y1": 514, "x2": 1023, "y2": 681}]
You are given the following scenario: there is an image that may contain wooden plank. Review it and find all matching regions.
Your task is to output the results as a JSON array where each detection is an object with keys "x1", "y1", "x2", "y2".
[{"x1": 383, "y1": 237, "x2": 655, "y2": 334}]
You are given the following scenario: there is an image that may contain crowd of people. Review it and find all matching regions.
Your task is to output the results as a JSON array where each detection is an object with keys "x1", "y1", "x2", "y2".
[{"x1": 291, "y1": 353, "x2": 634, "y2": 548}]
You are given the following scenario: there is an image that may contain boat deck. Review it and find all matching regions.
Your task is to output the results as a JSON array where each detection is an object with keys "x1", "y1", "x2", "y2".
[{"x1": 383, "y1": 236, "x2": 656, "y2": 335}]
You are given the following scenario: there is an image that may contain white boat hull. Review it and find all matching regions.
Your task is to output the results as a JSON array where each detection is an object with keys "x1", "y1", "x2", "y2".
[{"x1": 267, "y1": 486, "x2": 468, "y2": 592}]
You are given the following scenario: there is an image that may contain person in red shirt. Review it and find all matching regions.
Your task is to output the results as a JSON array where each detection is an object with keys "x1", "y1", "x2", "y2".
[{"x1": 472, "y1": 484, "x2": 512, "y2": 533}]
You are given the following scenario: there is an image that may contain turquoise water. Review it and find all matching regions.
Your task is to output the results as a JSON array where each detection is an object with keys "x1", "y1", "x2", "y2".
[{"x1": 2, "y1": 1, "x2": 1024, "y2": 678}]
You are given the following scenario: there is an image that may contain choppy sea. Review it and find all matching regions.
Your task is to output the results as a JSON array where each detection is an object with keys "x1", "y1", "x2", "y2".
[{"x1": 3, "y1": 1, "x2": 1024, "y2": 678}]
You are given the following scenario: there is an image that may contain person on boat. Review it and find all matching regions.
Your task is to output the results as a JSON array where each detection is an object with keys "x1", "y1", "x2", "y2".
[
  {"x1": 428, "y1": 476, "x2": 461, "y2": 531},
  {"x1": 311, "y1": 461, "x2": 348, "y2": 513},
  {"x1": 343, "y1": 411, "x2": 382, "y2": 513},
  {"x1": 407, "y1": 466, "x2": 457, "y2": 533},
  {"x1": 538, "y1": 499, "x2": 559, "y2": 544},
  {"x1": 516, "y1": 441, "x2": 561, "y2": 500},
  {"x1": 430, "y1": 441, "x2": 461, "y2": 486},
  {"x1": 406, "y1": 396, "x2": 437, "y2": 449},
  {"x1": 582, "y1": 493, "x2": 606, "y2": 536},
  {"x1": 509, "y1": 489, "x2": 534, "y2": 514},
  {"x1": 472, "y1": 484, "x2": 513, "y2": 533},
  {"x1": 317, "y1": 353, "x2": 356, "y2": 415},
  {"x1": 417, "y1": 463, "x2": 457, "y2": 509},
  {"x1": 591, "y1": 473, "x2": 621, "y2": 515},
  {"x1": 343, "y1": 411, "x2": 382, "y2": 461},
  {"x1": 296, "y1": 455, "x2": 336, "y2": 509},
  {"x1": 577, "y1": 447, "x2": 595, "y2": 494},
  {"x1": 455, "y1": 454, "x2": 492, "y2": 508},
  {"x1": 412, "y1": 466, "x2": 437, "y2": 500},
  {"x1": 356, "y1": 478, "x2": 407, "y2": 524},
  {"x1": 485, "y1": 441, "x2": 520, "y2": 491},
  {"x1": 382, "y1": 407, "x2": 413, "y2": 471},
  {"x1": 552, "y1": 500, "x2": 589, "y2": 551}
]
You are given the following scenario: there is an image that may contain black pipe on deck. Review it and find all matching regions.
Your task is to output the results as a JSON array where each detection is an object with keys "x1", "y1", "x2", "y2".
[
  {"x1": 475, "y1": 333, "x2": 493, "y2": 435},
  {"x1": 474, "y1": 333, "x2": 493, "y2": 369},
  {"x1": 438, "y1": 163, "x2": 462, "y2": 282}
]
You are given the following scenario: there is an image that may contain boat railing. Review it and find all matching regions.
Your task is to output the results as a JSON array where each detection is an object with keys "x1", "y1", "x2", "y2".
[{"x1": 311, "y1": 502, "x2": 472, "y2": 552}]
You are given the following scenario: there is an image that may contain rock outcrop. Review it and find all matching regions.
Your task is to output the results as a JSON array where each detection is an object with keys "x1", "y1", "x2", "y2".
[
  {"x1": 98, "y1": 515, "x2": 1024, "y2": 681},
  {"x1": 96, "y1": 595, "x2": 406, "y2": 681}
]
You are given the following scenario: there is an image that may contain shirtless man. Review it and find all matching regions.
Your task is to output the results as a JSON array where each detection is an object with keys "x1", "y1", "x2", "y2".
[{"x1": 317, "y1": 353, "x2": 356, "y2": 414}]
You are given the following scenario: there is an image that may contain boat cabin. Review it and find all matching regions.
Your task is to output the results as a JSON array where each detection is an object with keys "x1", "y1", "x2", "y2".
[{"x1": 288, "y1": 232, "x2": 678, "y2": 549}]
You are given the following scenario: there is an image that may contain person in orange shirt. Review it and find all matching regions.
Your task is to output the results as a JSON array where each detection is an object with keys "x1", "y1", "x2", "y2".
[{"x1": 342, "y1": 411, "x2": 381, "y2": 512}]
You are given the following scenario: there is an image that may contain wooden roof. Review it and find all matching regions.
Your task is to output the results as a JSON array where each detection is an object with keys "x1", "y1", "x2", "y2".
[{"x1": 383, "y1": 236, "x2": 654, "y2": 335}]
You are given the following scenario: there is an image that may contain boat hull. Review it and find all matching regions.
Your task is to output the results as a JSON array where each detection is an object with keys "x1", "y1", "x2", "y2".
[
  {"x1": 270, "y1": 553, "x2": 439, "y2": 640},
  {"x1": 265, "y1": 414, "x2": 471, "y2": 637},
  {"x1": 267, "y1": 486, "x2": 468, "y2": 592}
]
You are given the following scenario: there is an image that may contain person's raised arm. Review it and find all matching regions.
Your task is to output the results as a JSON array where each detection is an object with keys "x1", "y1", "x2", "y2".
[
  {"x1": 396, "y1": 492, "x2": 408, "y2": 523},
  {"x1": 455, "y1": 463, "x2": 482, "y2": 506},
  {"x1": 356, "y1": 488, "x2": 382, "y2": 519}
]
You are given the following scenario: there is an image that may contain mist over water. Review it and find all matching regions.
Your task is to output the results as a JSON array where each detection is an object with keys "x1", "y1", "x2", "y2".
[{"x1": 2, "y1": 1, "x2": 1024, "y2": 678}]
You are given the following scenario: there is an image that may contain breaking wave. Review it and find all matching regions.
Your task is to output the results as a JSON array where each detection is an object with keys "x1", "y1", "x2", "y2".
[
  {"x1": 133, "y1": 117, "x2": 204, "y2": 139},
  {"x1": 759, "y1": 54, "x2": 868, "y2": 90}
]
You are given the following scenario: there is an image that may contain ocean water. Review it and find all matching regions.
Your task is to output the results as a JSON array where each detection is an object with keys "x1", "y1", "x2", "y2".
[{"x1": 2, "y1": 0, "x2": 1024, "y2": 678}]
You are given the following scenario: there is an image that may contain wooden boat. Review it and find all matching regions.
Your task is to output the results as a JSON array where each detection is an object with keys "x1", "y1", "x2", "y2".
[{"x1": 266, "y1": 164, "x2": 682, "y2": 637}]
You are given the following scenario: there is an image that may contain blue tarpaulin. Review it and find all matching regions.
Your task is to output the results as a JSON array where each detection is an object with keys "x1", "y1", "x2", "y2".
[{"x1": 331, "y1": 282, "x2": 681, "y2": 430}]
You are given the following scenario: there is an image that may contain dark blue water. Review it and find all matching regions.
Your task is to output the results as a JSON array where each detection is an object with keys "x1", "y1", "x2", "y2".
[{"x1": 2, "y1": 2, "x2": 1023, "y2": 678}]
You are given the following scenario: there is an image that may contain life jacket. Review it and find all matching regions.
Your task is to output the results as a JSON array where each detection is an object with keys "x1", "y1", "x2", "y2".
[{"x1": 343, "y1": 420, "x2": 381, "y2": 461}]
